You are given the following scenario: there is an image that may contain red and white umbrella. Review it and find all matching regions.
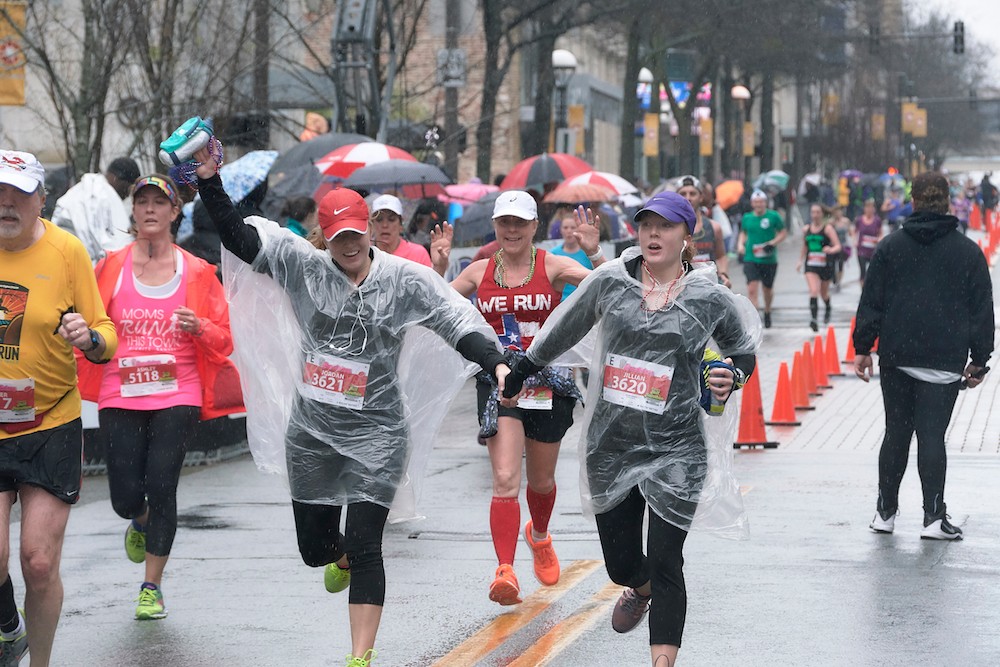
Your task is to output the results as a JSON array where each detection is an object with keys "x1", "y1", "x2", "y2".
[
  {"x1": 561, "y1": 170, "x2": 639, "y2": 196},
  {"x1": 314, "y1": 142, "x2": 418, "y2": 179}
]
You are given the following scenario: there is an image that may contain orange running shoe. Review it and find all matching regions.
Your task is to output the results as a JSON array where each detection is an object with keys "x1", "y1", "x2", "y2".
[
  {"x1": 488, "y1": 564, "x2": 522, "y2": 605},
  {"x1": 524, "y1": 520, "x2": 560, "y2": 586}
]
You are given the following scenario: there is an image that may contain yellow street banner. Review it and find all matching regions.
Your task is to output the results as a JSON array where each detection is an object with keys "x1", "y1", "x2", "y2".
[
  {"x1": 912, "y1": 108, "x2": 927, "y2": 138},
  {"x1": 567, "y1": 104, "x2": 585, "y2": 155},
  {"x1": 698, "y1": 118, "x2": 713, "y2": 157},
  {"x1": 742, "y1": 122, "x2": 755, "y2": 157},
  {"x1": 871, "y1": 113, "x2": 885, "y2": 141},
  {"x1": 901, "y1": 102, "x2": 918, "y2": 134},
  {"x1": 642, "y1": 113, "x2": 659, "y2": 157},
  {"x1": 0, "y1": 1, "x2": 27, "y2": 106}
]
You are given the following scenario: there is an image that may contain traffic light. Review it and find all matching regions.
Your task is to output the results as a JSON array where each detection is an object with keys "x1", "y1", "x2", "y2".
[{"x1": 953, "y1": 21, "x2": 964, "y2": 54}]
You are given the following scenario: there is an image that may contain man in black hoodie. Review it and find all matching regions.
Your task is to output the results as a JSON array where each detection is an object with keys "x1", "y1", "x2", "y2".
[{"x1": 854, "y1": 171, "x2": 994, "y2": 540}]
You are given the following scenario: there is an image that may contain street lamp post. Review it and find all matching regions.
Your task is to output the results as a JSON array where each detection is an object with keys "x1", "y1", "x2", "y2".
[
  {"x1": 552, "y1": 49, "x2": 577, "y2": 154},
  {"x1": 637, "y1": 67, "x2": 654, "y2": 183},
  {"x1": 731, "y1": 84, "x2": 751, "y2": 181}
]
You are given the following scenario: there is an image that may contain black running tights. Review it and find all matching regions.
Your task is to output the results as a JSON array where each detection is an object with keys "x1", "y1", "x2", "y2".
[
  {"x1": 100, "y1": 406, "x2": 198, "y2": 557},
  {"x1": 595, "y1": 486, "x2": 690, "y2": 646},
  {"x1": 292, "y1": 500, "x2": 390, "y2": 606},
  {"x1": 877, "y1": 367, "x2": 961, "y2": 519}
]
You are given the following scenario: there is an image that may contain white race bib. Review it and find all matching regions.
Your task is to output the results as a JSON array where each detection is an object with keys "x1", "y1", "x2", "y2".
[
  {"x1": 806, "y1": 251, "x2": 828, "y2": 267},
  {"x1": 301, "y1": 352, "x2": 370, "y2": 409},
  {"x1": 517, "y1": 386, "x2": 553, "y2": 410},
  {"x1": 602, "y1": 353, "x2": 673, "y2": 415},
  {"x1": 0, "y1": 378, "x2": 35, "y2": 423},
  {"x1": 119, "y1": 355, "x2": 178, "y2": 398}
]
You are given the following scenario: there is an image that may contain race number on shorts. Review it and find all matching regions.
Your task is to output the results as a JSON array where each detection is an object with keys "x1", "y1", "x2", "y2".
[
  {"x1": 119, "y1": 355, "x2": 178, "y2": 398},
  {"x1": 517, "y1": 386, "x2": 553, "y2": 410},
  {"x1": 806, "y1": 251, "x2": 827, "y2": 267},
  {"x1": 602, "y1": 353, "x2": 673, "y2": 414},
  {"x1": 0, "y1": 377, "x2": 35, "y2": 423},
  {"x1": 301, "y1": 352, "x2": 370, "y2": 409}
]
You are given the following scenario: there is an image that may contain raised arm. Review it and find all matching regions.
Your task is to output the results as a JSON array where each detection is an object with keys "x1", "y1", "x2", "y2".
[{"x1": 193, "y1": 147, "x2": 262, "y2": 264}]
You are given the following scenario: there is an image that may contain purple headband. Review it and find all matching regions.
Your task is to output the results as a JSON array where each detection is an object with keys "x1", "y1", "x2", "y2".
[{"x1": 634, "y1": 191, "x2": 697, "y2": 233}]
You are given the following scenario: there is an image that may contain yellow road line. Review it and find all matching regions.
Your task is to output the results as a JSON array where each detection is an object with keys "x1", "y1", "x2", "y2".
[
  {"x1": 506, "y1": 582, "x2": 623, "y2": 667},
  {"x1": 430, "y1": 559, "x2": 604, "y2": 667}
]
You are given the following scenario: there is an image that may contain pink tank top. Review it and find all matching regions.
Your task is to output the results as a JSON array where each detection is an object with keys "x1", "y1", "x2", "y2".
[{"x1": 99, "y1": 248, "x2": 202, "y2": 410}]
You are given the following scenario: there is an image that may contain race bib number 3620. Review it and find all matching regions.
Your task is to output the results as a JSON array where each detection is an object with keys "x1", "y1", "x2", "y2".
[{"x1": 602, "y1": 354, "x2": 673, "y2": 414}]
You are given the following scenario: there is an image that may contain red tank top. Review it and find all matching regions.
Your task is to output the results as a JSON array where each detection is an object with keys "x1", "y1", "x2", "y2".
[{"x1": 476, "y1": 248, "x2": 561, "y2": 351}]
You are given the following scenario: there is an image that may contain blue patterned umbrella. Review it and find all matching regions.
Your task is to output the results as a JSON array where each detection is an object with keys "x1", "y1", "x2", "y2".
[{"x1": 219, "y1": 150, "x2": 279, "y2": 203}]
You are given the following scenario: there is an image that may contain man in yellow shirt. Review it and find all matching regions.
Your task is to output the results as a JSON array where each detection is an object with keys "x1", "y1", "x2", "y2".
[{"x1": 0, "y1": 150, "x2": 117, "y2": 666}]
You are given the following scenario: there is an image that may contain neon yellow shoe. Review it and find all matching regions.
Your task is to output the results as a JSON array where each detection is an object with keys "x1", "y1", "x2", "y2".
[
  {"x1": 135, "y1": 585, "x2": 167, "y2": 620},
  {"x1": 124, "y1": 522, "x2": 146, "y2": 563},
  {"x1": 345, "y1": 649, "x2": 376, "y2": 666},
  {"x1": 324, "y1": 562, "x2": 351, "y2": 594},
  {"x1": 0, "y1": 609, "x2": 27, "y2": 665}
]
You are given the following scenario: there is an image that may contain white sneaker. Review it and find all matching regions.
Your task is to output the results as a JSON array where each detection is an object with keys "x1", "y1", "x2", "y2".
[
  {"x1": 869, "y1": 511, "x2": 895, "y2": 534},
  {"x1": 920, "y1": 516, "x2": 963, "y2": 540}
]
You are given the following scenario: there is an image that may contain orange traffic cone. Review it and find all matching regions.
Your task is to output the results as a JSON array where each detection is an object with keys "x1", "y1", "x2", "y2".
[
  {"x1": 766, "y1": 362, "x2": 801, "y2": 426},
  {"x1": 802, "y1": 341, "x2": 821, "y2": 396},
  {"x1": 825, "y1": 326, "x2": 844, "y2": 376},
  {"x1": 843, "y1": 317, "x2": 856, "y2": 363},
  {"x1": 813, "y1": 335, "x2": 832, "y2": 388},
  {"x1": 791, "y1": 351, "x2": 814, "y2": 411},
  {"x1": 971, "y1": 205, "x2": 981, "y2": 231},
  {"x1": 735, "y1": 369, "x2": 779, "y2": 448}
]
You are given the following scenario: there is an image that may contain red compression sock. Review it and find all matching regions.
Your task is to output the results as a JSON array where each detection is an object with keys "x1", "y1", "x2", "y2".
[
  {"x1": 526, "y1": 484, "x2": 557, "y2": 535},
  {"x1": 490, "y1": 496, "x2": 520, "y2": 565}
]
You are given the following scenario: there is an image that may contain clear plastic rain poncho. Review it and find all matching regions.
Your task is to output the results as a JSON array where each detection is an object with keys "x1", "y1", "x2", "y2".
[
  {"x1": 526, "y1": 247, "x2": 762, "y2": 539},
  {"x1": 221, "y1": 217, "x2": 500, "y2": 522}
]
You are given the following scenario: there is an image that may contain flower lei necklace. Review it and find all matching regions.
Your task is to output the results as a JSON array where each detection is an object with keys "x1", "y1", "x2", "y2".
[
  {"x1": 493, "y1": 247, "x2": 537, "y2": 289},
  {"x1": 640, "y1": 260, "x2": 685, "y2": 312}
]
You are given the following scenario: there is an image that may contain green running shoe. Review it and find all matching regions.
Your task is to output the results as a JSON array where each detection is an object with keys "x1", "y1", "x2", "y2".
[
  {"x1": 124, "y1": 522, "x2": 146, "y2": 564},
  {"x1": 0, "y1": 609, "x2": 27, "y2": 665},
  {"x1": 324, "y1": 562, "x2": 351, "y2": 594},
  {"x1": 135, "y1": 586, "x2": 167, "y2": 620},
  {"x1": 345, "y1": 649, "x2": 376, "y2": 666}
]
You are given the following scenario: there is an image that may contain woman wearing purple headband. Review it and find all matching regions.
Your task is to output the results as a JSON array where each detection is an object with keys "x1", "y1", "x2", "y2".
[{"x1": 502, "y1": 191, "x2": 761, "y2": 667}]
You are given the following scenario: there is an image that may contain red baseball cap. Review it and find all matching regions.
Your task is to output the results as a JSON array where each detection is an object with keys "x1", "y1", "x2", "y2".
[{"x1": 318, "y1": 188, "x2": 369, "y2": 241}]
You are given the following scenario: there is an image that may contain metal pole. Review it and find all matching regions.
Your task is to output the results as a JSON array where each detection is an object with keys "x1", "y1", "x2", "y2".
[{"x1": 444, "y1": 0, "x2": 460, "y2": 178}]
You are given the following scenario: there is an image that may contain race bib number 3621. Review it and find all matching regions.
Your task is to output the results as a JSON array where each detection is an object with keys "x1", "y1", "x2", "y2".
[
  {"x1": 602, "y1": 354, "x2": 673, "y2": 415},
  {"x1": 301, "y1": 353, "x2": 370, "y2": 409}
]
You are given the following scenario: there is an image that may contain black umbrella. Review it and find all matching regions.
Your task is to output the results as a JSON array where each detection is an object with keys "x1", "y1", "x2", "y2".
[
  {"x1": 261, "y1": 164, "x2": 323, "y2": 221},
  {"x1": 269, "y1": 132, "x2": 372, "y2": 179},
  {"x1": 343, "y1": 160, "x2": 451, "y2": 198},
  {"x1": 454, "y1": 192, "x2": 501, "y2": 245}
]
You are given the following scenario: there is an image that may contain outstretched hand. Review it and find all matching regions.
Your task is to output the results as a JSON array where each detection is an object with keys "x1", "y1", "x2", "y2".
[
  {"x1": 193, "y1": 147, "x2": 218, "y2": 179},
  {"x1": 430, "y1": 222, "x2": 453, "y2": 275},
  {"x1": 574, "y1": 205, "x2": 601, "y2": 254}
]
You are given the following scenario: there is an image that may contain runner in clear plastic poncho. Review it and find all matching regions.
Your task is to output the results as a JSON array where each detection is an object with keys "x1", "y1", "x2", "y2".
[
  {"x1": 503, "y1": 191, "x2": 761, "y2": 667},
  {"x1": 190, "y1": 147, "x2": 509, "y2": 667}
]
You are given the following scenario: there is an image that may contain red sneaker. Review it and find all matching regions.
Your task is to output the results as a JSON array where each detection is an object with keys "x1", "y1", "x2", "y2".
[
  {"x1": 524, "y1": 520, "x2": 560, "y2": 586},
  {"x1": 488, "y1": 564, "x2": 522, "y2": 606}
]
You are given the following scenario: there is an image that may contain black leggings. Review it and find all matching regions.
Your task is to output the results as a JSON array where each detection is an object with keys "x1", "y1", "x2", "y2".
[
  {"x1": 858, "y1": 255, "x2": 872, "y2": 281},
  {"x1": 100, "y1": 406, "x2": 199, "y2": 556},
  {"x1": 292, "y1": 500, "x2": 390, "y2": 606},
  {"x1": 877, "y1": 367, "x2": 961, "y2": 519},
  {"x1": 595, "y1": 486, "x2": 690, "y2": 646}
]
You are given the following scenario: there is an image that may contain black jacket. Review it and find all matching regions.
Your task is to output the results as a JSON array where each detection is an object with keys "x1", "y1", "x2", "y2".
[{"x1": 853, "y1": 211, "x2": 994, "y2": 372}]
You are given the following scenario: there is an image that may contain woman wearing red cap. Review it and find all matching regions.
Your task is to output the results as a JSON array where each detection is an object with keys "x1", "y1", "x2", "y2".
[
  {"x1": 503, "y1": 191, "x2": 760, "y2": 667},
  {"x1": 445, "y1": 191, "x2": 602, "y2": 607},
  {"x1": 77, "y1": 174, "x2": 244, "y2": 622},
  {"x1": 192, "y1": 149, "x2": 510, "y2": 667}
]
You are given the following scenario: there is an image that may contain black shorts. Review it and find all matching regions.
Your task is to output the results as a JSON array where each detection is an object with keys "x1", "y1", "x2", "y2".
[
  {"x1": 476, "y1": 380, "x2": 576, "y2": 443},
  {"x1": 805, "y1": 265, "x2": 834, "y2": 282},
  {"x1": 0, "y1": 419, "x2": 83, "y2": 504},
  {"x1": 743, "y1": 262, "x2": 778, "y2": 288}
]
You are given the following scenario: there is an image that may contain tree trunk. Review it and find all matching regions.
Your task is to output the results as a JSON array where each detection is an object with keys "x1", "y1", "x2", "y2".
[
  {"x1": 618, "y1": 18, "x2": 641, "y2": 183},
  {"x1": 526, "y1": 33, "x2": 558, "y2": 157},
  {"x1": 476, "y1": 0, "x2": 507, "y2": 182}
]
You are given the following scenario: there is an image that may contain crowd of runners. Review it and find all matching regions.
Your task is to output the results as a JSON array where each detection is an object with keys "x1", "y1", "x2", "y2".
[{"x1": 0, "y1": 129, "x2": 994, "y2": 667}]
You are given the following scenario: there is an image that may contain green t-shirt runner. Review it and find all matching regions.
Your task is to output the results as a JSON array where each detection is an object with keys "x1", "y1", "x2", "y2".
[{"x1": 741, "y1": 210, "x2": 784, "y2": 264}]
